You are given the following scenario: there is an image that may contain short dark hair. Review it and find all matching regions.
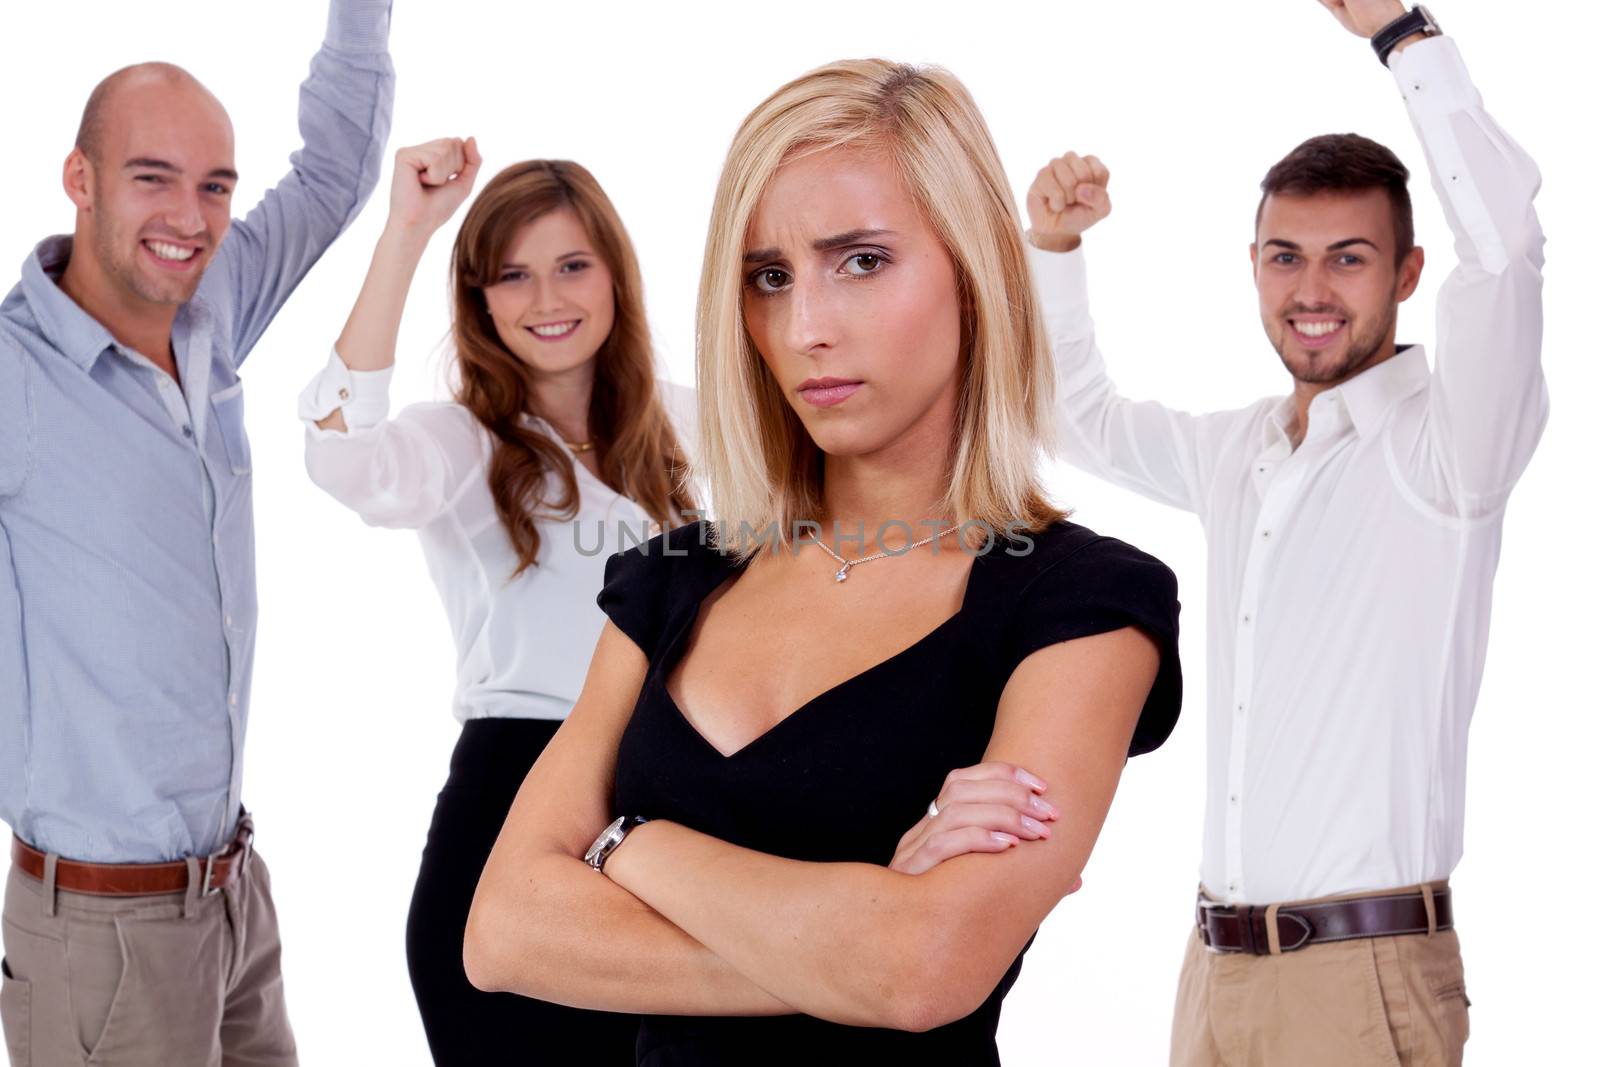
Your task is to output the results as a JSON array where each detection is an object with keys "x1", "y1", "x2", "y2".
[{"x1": 1255, "y1": 133, "x2": 1414, "y2": 265}]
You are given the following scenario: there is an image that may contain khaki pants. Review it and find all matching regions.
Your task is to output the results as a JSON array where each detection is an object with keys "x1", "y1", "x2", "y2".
[
  {"x1": 0, "y1": 847, "x2": 295, "y2": 1067},
  {"x1": 1170, "y1": 902, "x2": 1471, "y2": 1067}
]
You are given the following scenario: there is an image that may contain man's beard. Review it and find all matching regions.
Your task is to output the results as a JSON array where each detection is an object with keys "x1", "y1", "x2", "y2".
[{"x1": 1271, "y1": 298, "x2": 1397, "y2": 386}]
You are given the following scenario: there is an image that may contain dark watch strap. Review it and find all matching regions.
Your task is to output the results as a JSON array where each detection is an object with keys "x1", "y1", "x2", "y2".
[{"x1": 1372, "y1": 5, "x2": 1440, "y2": 67}]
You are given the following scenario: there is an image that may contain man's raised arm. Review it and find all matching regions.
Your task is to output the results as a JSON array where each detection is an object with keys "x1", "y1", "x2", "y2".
[
  {"x1": 218, "y1": 0, "x2": 396, "y2": 362},
  {"x1": 1325, "y1": 0, "x2": 1548, "y2": 514}
]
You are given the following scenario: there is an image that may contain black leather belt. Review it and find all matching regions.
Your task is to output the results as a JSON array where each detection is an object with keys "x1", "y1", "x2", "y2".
[{"x1": 1196, "y1": 886, "x2": 1452, "y2": 955}]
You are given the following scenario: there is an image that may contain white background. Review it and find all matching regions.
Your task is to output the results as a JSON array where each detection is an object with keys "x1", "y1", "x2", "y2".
[{"x1": 4, "y1": 1, "x2": 1596, "y2": 1062}]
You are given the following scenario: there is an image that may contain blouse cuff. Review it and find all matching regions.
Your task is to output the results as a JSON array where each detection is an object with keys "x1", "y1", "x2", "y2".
[
  {"x1": 1026, "y1": 241, "x2": 1095, "y2": 345},
  {"x1": 297, "y1": 347, "x2": 393, "y2": 434}
]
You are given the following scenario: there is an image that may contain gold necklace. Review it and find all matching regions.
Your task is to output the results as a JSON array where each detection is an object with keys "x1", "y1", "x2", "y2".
[{"x1": 563, "y1": 440, "x2": 595, "y2": 454}]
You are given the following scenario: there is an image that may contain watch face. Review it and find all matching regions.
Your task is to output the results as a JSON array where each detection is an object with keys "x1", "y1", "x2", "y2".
[{"x1": 586, "y1": 816, "x2": 627, "y2": 867}]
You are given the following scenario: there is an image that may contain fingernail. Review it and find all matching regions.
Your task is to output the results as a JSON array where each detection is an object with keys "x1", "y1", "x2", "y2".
[
  {"x1": 991, "y1": 832, "x2": 1019, "y2": 847},
  {"x1": 1020, "y1": 815, "x2": 1050, "y2": 838},
  {"x1": 1028, "y1": 795, "x2": 1060, "y2": 820},
  {"x1": 1014, "y1": 768, "x2": 1048, "y2": 792}
]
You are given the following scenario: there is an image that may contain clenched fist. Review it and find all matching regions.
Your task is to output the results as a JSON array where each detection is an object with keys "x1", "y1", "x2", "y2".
[
  {"x1": 1025, "y1": 151, "x2": 1110, "y2": 253},
  {"x1": 388, "y1": 136, "x2": 483, "y2": 236}
]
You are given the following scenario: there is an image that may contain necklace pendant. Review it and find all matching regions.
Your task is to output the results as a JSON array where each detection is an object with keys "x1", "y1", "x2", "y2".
[{"x1": 834, "y1": 565, "x2": 849, "y2": 583}]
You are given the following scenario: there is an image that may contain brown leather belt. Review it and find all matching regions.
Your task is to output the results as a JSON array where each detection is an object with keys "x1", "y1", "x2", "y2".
[
  {"x1": 1196, "y1": 885, "x2": 1452, "y2": 955},
  {"x1": 10, "y1": 816, "x2": 255, "y2": 897}
]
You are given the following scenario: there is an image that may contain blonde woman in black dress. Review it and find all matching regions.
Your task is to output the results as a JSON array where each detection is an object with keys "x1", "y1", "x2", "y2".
[
  {"x1": 306, "y1": 136, "x2": 1070, "y2": 1064},
  {"x1": 467, "y1": 60, "x2": 1181, "y2": 1065}
]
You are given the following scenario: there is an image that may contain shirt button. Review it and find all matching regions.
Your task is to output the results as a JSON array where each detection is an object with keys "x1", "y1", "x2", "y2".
[
  {"x1": 1230, "y1": 794, "x2": 1239, "y2": 804},
  {"x1": 224, "y1": 615, "x2": 233, "y2": 628},
  {"x1": 229, "y1": 693, "x2": 238, "y2": 708},
  {"x1": 1261, "y1": 530, "x2": 1272, "y2": 540},
  {"x1": 182, "y1": 425, "x2": 194, "y2": 438},
  {"x1": 1228, "y1": 882, "x2": 1239, "y2": 894},
  {"x1": 338, "y1": 387, "x2": 350, "y2": 401},
  {"x1": 1236, "y1": 703, "x2": 1246, "y2": 715},
  {"x1": 1242, "y1": 613, "x2": 1251, "y2": 624}
]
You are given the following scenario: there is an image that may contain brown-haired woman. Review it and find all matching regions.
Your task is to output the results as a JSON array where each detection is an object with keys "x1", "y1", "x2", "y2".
[
  {"x1": 297, "y1": 137, "x2": 689, "y2": 1062},
  {"x1": 298, "y1": 138, "x2": 1059, "y2": 1064}
]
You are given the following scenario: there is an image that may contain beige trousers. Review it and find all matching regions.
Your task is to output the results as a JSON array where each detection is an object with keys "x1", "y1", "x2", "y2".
[
  {"x1": 0, "y1": 848, "x2": 295, "y2": 1067},
  {"x1": 1170, "y1": 904, "x2": 1471, "y2": 1067}
]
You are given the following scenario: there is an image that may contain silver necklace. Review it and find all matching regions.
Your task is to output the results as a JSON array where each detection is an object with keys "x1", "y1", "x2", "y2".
[{"x1": 810, "y1": 525, "x2": 961, "y2": 583}]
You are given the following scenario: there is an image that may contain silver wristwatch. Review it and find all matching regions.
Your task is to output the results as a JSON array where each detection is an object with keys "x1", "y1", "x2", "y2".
[{"x1": 584, "y1": 815, "x2": 649, "y2": 872}]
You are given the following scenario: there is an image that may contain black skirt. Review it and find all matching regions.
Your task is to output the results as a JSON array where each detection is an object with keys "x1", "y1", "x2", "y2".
[{"x1": 406, "y1": 717, "x2": 638, "y2": 1066}]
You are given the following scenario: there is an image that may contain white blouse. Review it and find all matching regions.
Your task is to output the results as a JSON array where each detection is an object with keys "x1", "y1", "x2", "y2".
[{"x1": 298, "y1": 350, "x2": 697, "y2": 723}]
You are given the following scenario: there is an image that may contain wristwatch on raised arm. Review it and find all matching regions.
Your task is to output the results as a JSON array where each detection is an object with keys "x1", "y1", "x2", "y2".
[
  {"x1": 585, "y1": 815, "x2": 650, "y2": 872},
  {"x1": 1372, "y1": 5, "x2": 1442, "y2": 66}
]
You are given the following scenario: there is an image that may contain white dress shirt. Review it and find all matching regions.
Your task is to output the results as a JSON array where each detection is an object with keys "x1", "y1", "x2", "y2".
[
  {"x1": 299, "y1": 352, "x2": 697, "y2": 723},
  {"x1": 1031, "y1": 36, "x2": 1546, "y2": 904}
]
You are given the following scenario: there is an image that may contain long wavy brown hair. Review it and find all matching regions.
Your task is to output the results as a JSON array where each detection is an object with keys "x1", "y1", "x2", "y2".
[{"x1": 450, "y1": 160, "x2": 695, "y2": 576}]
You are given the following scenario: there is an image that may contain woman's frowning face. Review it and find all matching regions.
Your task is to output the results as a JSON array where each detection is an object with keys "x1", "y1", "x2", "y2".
[{"x1": 741, "y1": 147, "x2": 963, "y2": 460}]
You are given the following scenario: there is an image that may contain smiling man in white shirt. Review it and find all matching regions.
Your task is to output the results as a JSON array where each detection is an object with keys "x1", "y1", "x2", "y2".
[{"x1": 1023, "y1": 1, "x2": 1545, "y2": 1064}]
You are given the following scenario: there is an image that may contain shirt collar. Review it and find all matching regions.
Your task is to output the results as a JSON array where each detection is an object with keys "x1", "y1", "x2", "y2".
[
  {"x1": 1263, "y1": 394, "x2": 1296, "y2": 447},
  {"x1": 1336, "y1": 345, "x2": 1430, "y2": 437},
  {"x1": 21, "y1": 234, "x2": 217, "y2": 379},
  {"x1": 20, "y1": 236, "x2": 118, "y2": 370},
  {"x1": 1261, "y1": 345, "x2": 1430, "y2": 449}
]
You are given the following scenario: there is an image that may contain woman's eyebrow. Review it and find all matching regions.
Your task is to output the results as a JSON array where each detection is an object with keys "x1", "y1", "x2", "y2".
[
  {"x1": 744, "y1": 228, "x2": 899, "y2": 265},
  {"x1": 812, "y1": 227, "x2": 896, "y2": 252}
]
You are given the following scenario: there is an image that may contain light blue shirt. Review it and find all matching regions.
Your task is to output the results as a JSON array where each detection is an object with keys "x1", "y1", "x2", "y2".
[{"x1": 0, "y1": 0, "x2": 395, "y2": 862}]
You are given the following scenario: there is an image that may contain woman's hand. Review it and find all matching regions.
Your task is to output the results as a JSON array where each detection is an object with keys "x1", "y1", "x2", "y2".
[
  {"x1": 323, "y1": 137, "x2": 484, "y2": 386},
  {"x1": 387, "y1": 136, "x2": 483, "y2": 238},
  {"x1": 1025, "y1": 151, "x2": 1111, "y2": 254},
  {"x1": 890, "y1": 762, "x2": 1080, "y2": 893}
]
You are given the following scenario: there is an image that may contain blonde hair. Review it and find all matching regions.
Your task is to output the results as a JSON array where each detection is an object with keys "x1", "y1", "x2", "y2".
[{"x1": 695, "y1": 59, "x2": 1062, "y2": 557}]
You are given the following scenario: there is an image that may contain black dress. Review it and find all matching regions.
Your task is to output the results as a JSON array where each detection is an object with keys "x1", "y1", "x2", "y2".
[{"x1": 597, "y1": 520, "x2": 1182, "y2": 1066}]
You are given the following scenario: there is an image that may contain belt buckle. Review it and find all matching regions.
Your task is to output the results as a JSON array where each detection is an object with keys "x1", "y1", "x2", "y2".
[
  {"x1": 200, "y1": 853, "x2": 221, "y2": 897},
  {"x1": 205, "y1": 814, "x2": 256, "y2": 897},
  {"x1": 237, "y1": 819, "x2": 255, "y2": 875},
  {"x1": 1196, "y1": 896, "x2": 1229, "y2": 950},
  {"x1": 200, "y1": 828, "x2": 249, "y2": 899}
]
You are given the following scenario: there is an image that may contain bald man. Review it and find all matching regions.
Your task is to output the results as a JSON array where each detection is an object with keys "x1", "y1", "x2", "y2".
[{"x1": 0, "y1": 2, "x2": 393, "y2": 1063}]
